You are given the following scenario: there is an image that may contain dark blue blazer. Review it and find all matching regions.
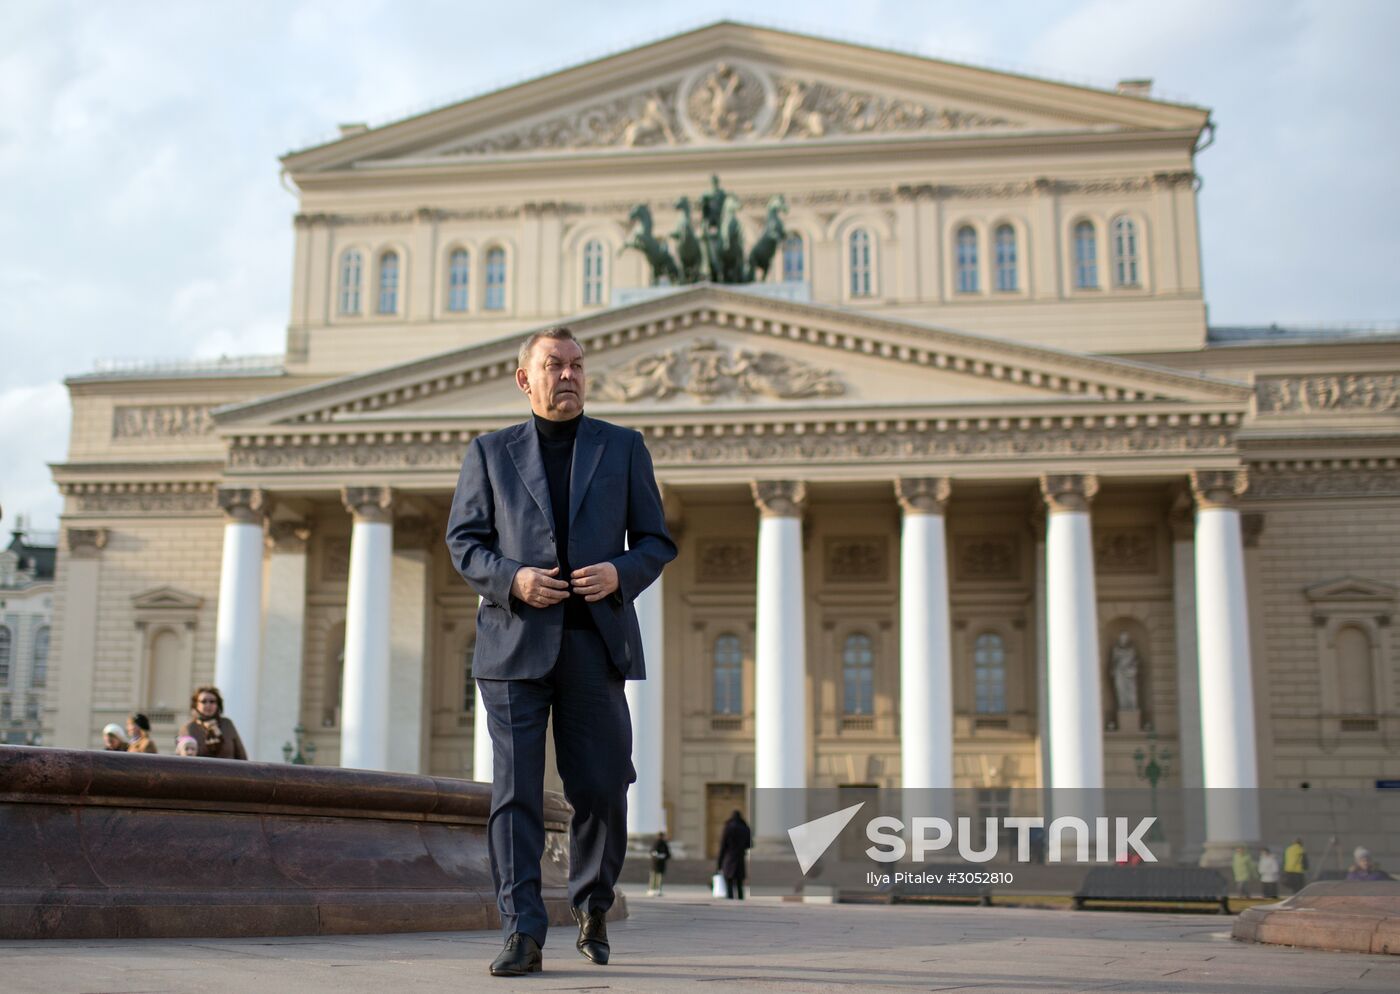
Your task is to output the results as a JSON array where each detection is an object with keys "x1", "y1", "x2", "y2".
[{"x1": 445, "y1": 415, "x2": 676, "y2": 681}]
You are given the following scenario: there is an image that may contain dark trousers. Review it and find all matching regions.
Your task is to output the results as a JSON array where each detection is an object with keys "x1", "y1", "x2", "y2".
[
  {"x1": 477, "y1": 628, "x2": 634, "y2": 946},
  {"x1": 725, "y1": 875, "x2": 744, "y2": 899}
]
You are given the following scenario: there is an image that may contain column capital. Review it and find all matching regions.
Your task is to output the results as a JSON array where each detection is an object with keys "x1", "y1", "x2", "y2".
[
  {"x1": 751, "y1": 480, "x2": 806, "y2": 518},
  {"x1": 895, "y1": 477, "x2": 951, "y2": 515},
  {"x1": 65, "y1": 527, "x2": 108, "y2": 558},
  {"x1": 342, "y1": 486, "x2": 394, "y2": 525},
  {"x1": 1190, "y1": 469, "x2": 1248, "y2": 510},
  {"x1": 217, "y1": 487, "x2": 267, "y2": 524},
  {"x1": 266, "y1": 519, "x2": 312, "y2": 554},
  {"x1": 1039, "y1": 473, "x2": 1099, "y2": 513}
]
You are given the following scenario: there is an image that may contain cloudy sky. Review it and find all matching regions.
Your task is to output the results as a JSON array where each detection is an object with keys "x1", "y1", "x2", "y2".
[{"x1": 2, "y1": 0, "x2": 1396, "y2": 533}]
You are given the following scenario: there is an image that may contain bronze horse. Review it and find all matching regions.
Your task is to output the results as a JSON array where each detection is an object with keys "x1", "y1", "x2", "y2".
[
  {"x1": 671, "y1": 197, "x2": 705, "y2": 284},
  {"x1": 621, "y1": 204, "x2": 679, "y2": 285},
  {"x1": 747, "y1": 195, "x2": 788, "y2": 282}
]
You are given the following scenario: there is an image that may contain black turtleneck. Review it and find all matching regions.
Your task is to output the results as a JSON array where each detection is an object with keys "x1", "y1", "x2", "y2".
[{"x1": 534, "y1": 413, "x2": 594, "y2": 630}]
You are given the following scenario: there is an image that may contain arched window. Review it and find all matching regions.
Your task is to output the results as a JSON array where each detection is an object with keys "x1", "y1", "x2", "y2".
[
  {"x1": 32, "y1": 627, "x2": 49, "y2": 689},
  {"x1": 994, "y1": 224, "x2": 1018, "y2": 292},
  {"x1": 974, "y1": 632, "x2": 1007, "y2": 714},
  {"x1": 1111, "y1": 216, "x2": 1140, "y2": 287},
  {"x1": 376, "y1": 250, "x2": 400, "y2": 314},
  {"x1": 338, "y1": 249, "x2": 363, "y2": 315},
  {"x1": 1336, "y1": 625, "x2": 1375, "y2": 714},
  {"x1": 782, "y1": 233, "x2": 805, "y2": 283},
  {"x1": 955, "y1": 226, "x2": 979, "y2": 293},
  {"x1": 712, "y1": 634, "x2": 743, "y2": 715},
  {"x1": 1074, "y1": 221, "x2": 1098, "y2": 289},
  {"x1": 842, "y1": 633, "x2": 874, "y2": 716},
  {"x1": 446, "y1": 249, "x2": 470, "y2": 312},
  {"x1": 147, "y1": 628, "x2": 183, "y2": 711},
  {"x1": 849, "y1": 228, "x2": 872, "y2": 297},
  {"x1": 484, "y1": 247, "x2": 506, "y2": 310},
  {"x1": 582, "y1": 239, "x2": 606, "y2": 306}
]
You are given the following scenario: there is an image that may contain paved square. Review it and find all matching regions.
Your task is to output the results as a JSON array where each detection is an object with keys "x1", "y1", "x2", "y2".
[{"x1": 3, "y1": 890, "x2": 1397, "y2": 993}]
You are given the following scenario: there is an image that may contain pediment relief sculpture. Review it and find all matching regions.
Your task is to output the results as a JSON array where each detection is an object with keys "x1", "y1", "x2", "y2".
[
  {"x1": 589, "y1": 338, "x2": 844, "y2": 404},
  {"x1": 437, "y1": 61, "x2": 1022, "y2": 157}
]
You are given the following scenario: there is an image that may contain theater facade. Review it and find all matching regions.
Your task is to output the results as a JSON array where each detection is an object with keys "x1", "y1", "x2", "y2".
[{"x1": 48, "y1": 23, "x2": 1400, "y2": 859}]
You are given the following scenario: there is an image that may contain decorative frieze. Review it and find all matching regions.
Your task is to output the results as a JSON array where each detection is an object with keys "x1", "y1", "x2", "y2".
[
  {"x1": 954, "y1": 535, "x2": 1019, "y2": 580},
  {"x1": 1246, "y1": 460, "x2": 1400, "y2": 500},
  {"x1": 695, "y1": 539, "x2": 755, "y2": 584},
  {"x1": 112, "y1": 405, "x2": 215, "y2": 440},
  {"x1": 1094, "y1": 527, "x2": 1157, "y2": 574},
  {"x1": 59, "y1": 481, "x2": 218, "y2": 514},
  {"x1": 751, "y1": 480, "x2": 806, "y2": 518},
  {"x1": 1190, "y1": 469, "x2": 1248, "y2": 509},
  {"x1": 589, "y1": 338, "x2": 844, "y2": 403},
  {"x1": 1255, "y1": 373, "x2": 1400, "y2": 414},
  {"x1": 824, "y1": 537, "x2": 888, "y2": 583},
  {"x1": 1040, "y1": 474, "x2": 1099, "y2": 513},
  {"x1": 894, "y1": 476, "x2": 951, "y2": 515}
]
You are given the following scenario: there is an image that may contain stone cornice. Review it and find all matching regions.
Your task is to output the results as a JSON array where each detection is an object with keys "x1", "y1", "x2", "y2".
[
  {"x1": 57, "y1": 480, "x2": 220, "y2": 515},
  {"x1": 1245, "y1": 458, "x2": 1400, "y2": 500}
]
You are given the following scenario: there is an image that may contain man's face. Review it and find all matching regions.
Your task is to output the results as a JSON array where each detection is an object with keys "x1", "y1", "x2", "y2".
[{"x1": 517, "y1": 337, "x2": 585, "y2": 420}]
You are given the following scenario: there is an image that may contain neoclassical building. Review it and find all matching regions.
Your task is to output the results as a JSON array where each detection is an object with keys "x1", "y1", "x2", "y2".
[{"x1": 48, "y1": 23, "x2": 1399, "y2": 859}]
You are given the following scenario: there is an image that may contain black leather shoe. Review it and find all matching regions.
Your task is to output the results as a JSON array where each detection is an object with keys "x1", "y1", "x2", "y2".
[
  {"x1": 571, "y1": 905, "x2": 610, "y2": 965},
  {"x1": 489, "y1": 932, "x2": 542, "y2": 976}
]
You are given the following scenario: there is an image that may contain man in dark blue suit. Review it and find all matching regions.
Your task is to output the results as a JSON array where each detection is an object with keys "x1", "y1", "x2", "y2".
[{"x1": 446, "y1": 326, "x2": 676, "y2": 977}]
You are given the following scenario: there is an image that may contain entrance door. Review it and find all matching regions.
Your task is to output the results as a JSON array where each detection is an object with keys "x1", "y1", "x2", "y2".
[{"x1": 706, "y1": 782, "x2": 747, "y2": 859}]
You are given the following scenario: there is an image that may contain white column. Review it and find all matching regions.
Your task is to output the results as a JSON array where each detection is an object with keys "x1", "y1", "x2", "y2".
[
  {"x1": 627, "y1": 573, "x2": 666, "y2": 837},
  {"x1": 214, "y1": 488, "x2": 266, "y2": 755},
  {"x1": 895, "y1": 477, "x2": 954, "y2": 790},
  {"x1": 53, "y1": 528, "x2": 107, "y2": 747},
  {"x1": 340, "y1": 487, "x2": 394, "y2": 771},
  {"x1": 1170, "y1": 497, "x2": 1206, "y2": 861},
  {"x1": 752, "y1": 481, "x2": 808, "y2": 843},
  {"x1": 256, "y1": 519, "x2": 310, "y2": 762},
  {"x1": 1040, "y1": 475, "x2": 1104, "y2": 790},
  {"x1": 1192, "y1": 470, "x2": 1261, "y2": 853},
  {"x1": 470, "y1": 591, "x2": 492, "y2": 782},
  {"x1": 753, "y1": 481, "x2": 808, "y2": 793},
  {"x1": 388, "y1": 515, "x2": 432, "y2": 774}
]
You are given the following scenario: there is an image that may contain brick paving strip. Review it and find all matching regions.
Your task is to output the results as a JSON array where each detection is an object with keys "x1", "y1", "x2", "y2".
[{"x1": 3, "y1": 891, "x2": 1399, "y2": 994}]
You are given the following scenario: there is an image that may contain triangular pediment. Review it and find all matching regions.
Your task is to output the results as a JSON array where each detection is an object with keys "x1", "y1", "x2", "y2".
[
  {"x1": 132, "y1": 586, "x2": 204, "y2": 611},
  {"x1": 215, "y1": 286, "x2": 1250, "y2": 432},
  {"x1": 1305, "y1": 576, "x2": 1398, "y2": 605},
  {"x1": 284, "y1": 22, "x2": 1207, "y2": 173}
]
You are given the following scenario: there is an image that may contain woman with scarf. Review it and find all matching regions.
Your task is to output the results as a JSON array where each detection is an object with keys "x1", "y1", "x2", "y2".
[{"x1": 177, "y1": 685, "x2": 248, "y2": 759}]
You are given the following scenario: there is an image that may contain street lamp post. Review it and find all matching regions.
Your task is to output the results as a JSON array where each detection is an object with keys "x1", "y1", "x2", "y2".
[
  {"x1": 1133, "y1": 732, "x2": 1173, "y2": 843},
  {"x1": 282, "y1": 724, "x2": 317, "y2": 765}
]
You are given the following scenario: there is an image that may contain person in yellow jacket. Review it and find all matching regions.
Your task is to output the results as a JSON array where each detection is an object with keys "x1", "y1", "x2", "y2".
[
  {"x1": 1231, "y1": 846, "x2": 1258, "y2": 898},
  {"x1": 1283, "y1": 838, "x2": 1308, "y2": 894}
]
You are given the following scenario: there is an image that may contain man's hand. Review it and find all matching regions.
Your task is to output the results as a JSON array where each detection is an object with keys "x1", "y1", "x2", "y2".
[
  {"x1": 511, "y1": 566, "x2": 571, "y2": 608},
  {"x1": 571, "y1": 562, "x2": 619, "y2": 602}
]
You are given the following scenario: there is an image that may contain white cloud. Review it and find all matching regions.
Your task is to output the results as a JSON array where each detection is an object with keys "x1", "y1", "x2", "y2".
[{"x1": 0, "y1": 381, "x2": 69, "y2": 532}]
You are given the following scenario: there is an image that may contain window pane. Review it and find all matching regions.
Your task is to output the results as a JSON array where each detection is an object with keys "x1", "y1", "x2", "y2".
[
  {"x1": 0, "y1": 627, "x2": 9, "y2": 684},
  {"x1": 842, "y1": 633, "x2": 874, "y2": 716},
  {"x1": 447, "y1": 249, "x2": 470, "y2": 311},
  {"x1": 377, "y1": 251, "x2": 400, "y2": 314},
  {"x1": 974, "y1": 632, "x2": 1006, "y2": 714},
  {"x1": 582, "y1": 240, "x2": 605, "y2": 306},
  {"x1": 1074, "y1": 221, "x2": 1098, "y2": 289},
  {"x1": 32, "y1": 627, "x2": 49, "y2": 689},
  {"x1": 713, "y1": 634, "x2": 743, "y2": 715},
  {"x1": 339, "y1": 250, "x2": 362, "y2": 314},
  {"x1": 994, "y1": 225, "x2": 1017, "y2": 292},
  {"x1": 485, "y1": 248, "x2": 506, "y2": 310},
  {"x1": 782, "y1": 234, "x2": 805, "y2": 283},
  {"x1": 849, "y1": 229, "x2": 871, "y2": 297},
  {"x1": 1111, "y1": 216, "x2": 1139, "y2": 287},
  {"x1": 956, "y1": 227, "x2": 979, "y2": 293}
]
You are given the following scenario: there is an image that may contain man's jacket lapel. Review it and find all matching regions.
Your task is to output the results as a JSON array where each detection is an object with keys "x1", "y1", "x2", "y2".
[
  {"x1": 506, "y1": 423, "x2": 554, "y2": 526},
  {"x1": 569, "y1": 417, "x2": 606, "y2": 528}
]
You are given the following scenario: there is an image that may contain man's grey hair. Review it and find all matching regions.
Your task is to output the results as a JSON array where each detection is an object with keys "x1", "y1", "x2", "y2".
[{"x1": 518, "y1": 326, "x2": 582, "y2": 369}]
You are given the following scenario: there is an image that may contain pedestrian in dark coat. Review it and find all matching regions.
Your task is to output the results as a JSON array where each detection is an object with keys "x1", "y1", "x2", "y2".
[
  {"x1": 177, "y1": 685, "x2": 248, "y2": 759},
  {"x1": 648, "y1": 831, "x2": 671, "y2": 896},
  {"x1": 716, "y1": 810, "x2": 751, "y2": 900}
]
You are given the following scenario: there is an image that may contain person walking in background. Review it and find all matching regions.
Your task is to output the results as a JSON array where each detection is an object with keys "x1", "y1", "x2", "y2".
[
  {"x1": 174, "y1": 736, "x2": 200, "y2": 757},
  {"x1": 1283, "y1": 837, "x2": 1309, "y2": 894},
  {"x1": 178, "y1": 686, "x2": 248, "y2": 759},
  {"x1": 101, "y1": 724, "x2": 128, "y2": 751},
  {"x1": 1257, "y1": 847, "x2": 1280, "y2": 899},
  {"x1": 1231, "y1": 845, "x2": 1258, "y2": 899},
  {"x1": 716, "y1": 809, "x2": 752, "y2": 900},
  {"x1": 1346, "y1": 847, "x2": 1394, "y2": 881},
  {"x1": 126, "y1": 713, "x2": 157, "y2": 753},
  {"x1": 647, "y1": 831, "x2": 671, "y2": 896}
]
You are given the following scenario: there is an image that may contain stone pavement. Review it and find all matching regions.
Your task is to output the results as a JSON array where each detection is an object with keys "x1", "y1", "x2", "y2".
[{"x1": 4, "y1": 887, "x2": 1398, "y2": 994}]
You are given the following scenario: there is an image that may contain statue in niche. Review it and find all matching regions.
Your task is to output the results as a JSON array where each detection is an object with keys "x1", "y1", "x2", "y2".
[{"x1": 1111, "y1": 630, "x2": 1141, "y2": 712}]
